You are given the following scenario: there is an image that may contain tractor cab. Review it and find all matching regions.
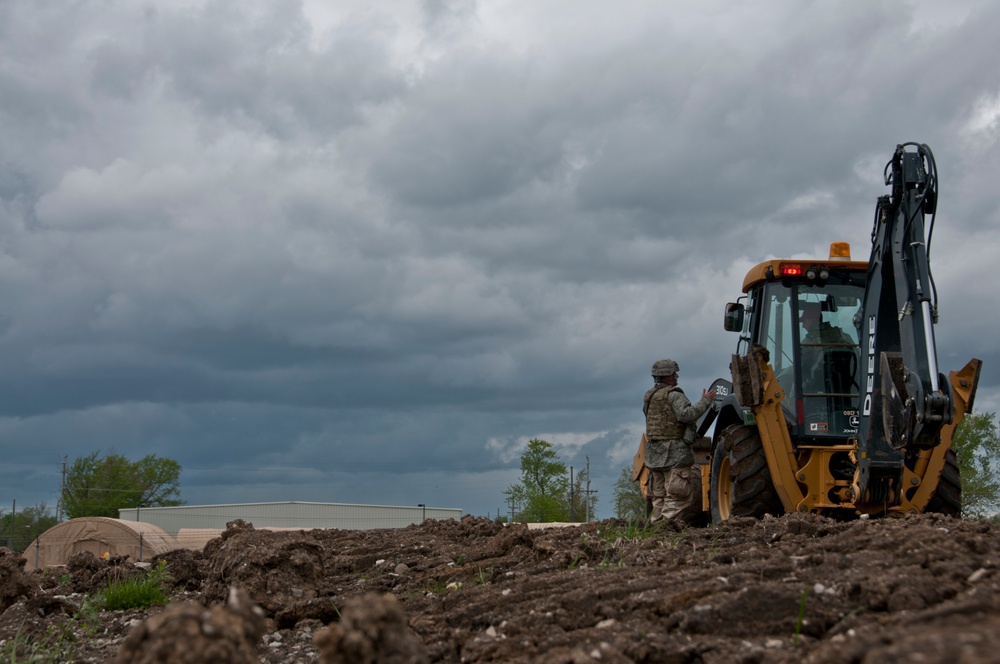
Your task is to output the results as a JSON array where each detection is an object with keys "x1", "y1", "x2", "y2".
[{"x1": 724, "y1": 243, "x2": 867, "y2": 444}]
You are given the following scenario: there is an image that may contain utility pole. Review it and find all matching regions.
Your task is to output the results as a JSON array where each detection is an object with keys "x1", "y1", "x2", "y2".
[
  {"x1": 57, "y1": 456, "x2": 67, "y2": 522},
  {"x1": 585, "y1": 457, "x2": 591, "y2": 522},
  {"x1": 569, "y1": 466, "x2": 575, "y2": 521},
  {"x1": 581, "y1": 456, "x2": 598, "y2": 522}
]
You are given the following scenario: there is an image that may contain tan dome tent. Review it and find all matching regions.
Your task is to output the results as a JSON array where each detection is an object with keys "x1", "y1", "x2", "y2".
[{"x1": 21, "y1": 517, "x2": 180, "y2": 570}]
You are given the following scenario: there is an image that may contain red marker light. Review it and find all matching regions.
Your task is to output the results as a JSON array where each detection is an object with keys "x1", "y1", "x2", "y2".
[{"x1": 780, "y1": 263, "x2": 803, "y2": 277}]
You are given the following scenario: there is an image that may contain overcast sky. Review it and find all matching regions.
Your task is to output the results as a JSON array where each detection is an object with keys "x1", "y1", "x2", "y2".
[{"x1": 2, "y1": 0, "x2": 998, "y2": 522}]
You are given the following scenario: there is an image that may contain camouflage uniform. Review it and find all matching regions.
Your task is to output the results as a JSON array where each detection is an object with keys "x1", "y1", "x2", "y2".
[
  {"x1": 801, "y1": 321, "x2": 856, "y2": 390},
  {"x1": 803, "y1": 322, "x2": 854, "y2": 346},
  {"x1": 800, "y1": 301, "x2": 854, "y2": 360},
  {"x1": 644, "y1": 382, "x2": 712, "y2": 524},
  {"x1": 801, "y1": 321, "x2": 858, "y2": 426}
]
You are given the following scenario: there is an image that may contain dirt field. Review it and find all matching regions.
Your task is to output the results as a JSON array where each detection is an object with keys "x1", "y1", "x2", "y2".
[{"x1": 2, "y1": 512, "x2": 999, "y2": 663}]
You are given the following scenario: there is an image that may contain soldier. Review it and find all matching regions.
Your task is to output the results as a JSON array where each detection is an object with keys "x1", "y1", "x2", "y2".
[
  {"x1": 643, "y1": 359, "x2": 716, "y2": 525},
  {"x1": 800, "y1": 302, "x2": 854, "y2": 346},
  {"x1": 800, "y1": 301, "x2": 856, "y2": 391}
]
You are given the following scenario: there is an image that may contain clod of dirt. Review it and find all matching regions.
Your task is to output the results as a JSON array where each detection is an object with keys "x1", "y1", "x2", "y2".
[
  {"x1": 274, "y1": 597, "x2": 342, "y2": 630},
  {"x1": 66, "y1": 550, "x2": 102, "y2": 592},
  {"x1": 0, "y1": 547, "x2": 37, "y2": 612},
  {"x1": 0, "y1": 594, "x2": 75, "y2": 641},
  {"x1": 313, "y1": 593, "x2": 429, "y2": 664},
  {"x1": 221, "y1": 519, "x2": 255, "y2": 540},
  {"x1": 115, "y1": 586, "x2": 267, "y2": 664},
  {"x1": 202, "y1": 529, "x2": 325, "y2": 615},
  {"x1": 66, "y1": 551, "x2": 146, "y2": 593},
  {"x1": 151, "y1": 548, "x2": 204, "y2": 591}
]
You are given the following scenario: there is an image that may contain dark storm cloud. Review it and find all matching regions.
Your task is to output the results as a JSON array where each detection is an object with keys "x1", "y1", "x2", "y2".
[
  {"x1": 370, "y1": 58, "x2": 570, "y2": 207},
  {"x1": 143, "y1": 4, "x2": 404, "y2": 137},
  {"x1": 1, "y1": 0, "x2": 998, "y2": 518}
]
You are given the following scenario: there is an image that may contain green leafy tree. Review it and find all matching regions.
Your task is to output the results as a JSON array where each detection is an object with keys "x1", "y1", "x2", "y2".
[
  {"x1": 503, "y1": 439, "x2": 569, "y2": 522},
  {"x1": 951, "y1": 411, "x2": 1000, "y2": 520},
  {"x1": 1, "y1": 503, "x2": 58, "y2": 552},
  {"x1": 63, "y1": 452, "x2": 184, "y2": 519},
  {"x1": 612, "y1": 465, "x2": 648, "y2": 520}
]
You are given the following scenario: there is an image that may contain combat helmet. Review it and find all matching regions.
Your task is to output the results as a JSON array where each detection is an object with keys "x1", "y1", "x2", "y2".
[{"x1": 651, "y1": 358, "x2": 679, "y2": 377}]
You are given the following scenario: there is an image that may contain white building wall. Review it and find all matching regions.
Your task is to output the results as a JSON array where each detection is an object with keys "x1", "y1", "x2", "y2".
[{"x1": 118, "y1": 501, "x2": 462, "y2": 536}]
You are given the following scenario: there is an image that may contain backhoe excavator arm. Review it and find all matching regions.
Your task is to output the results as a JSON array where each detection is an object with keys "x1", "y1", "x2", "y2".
[{"x1": 854, "y1": 143, "x2": 957, "y2": 505}]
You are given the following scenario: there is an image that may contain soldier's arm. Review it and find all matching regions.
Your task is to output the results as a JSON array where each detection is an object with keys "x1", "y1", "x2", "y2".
[{"x1": 669, "y1": 390, "x2": 712, "y2": 423}]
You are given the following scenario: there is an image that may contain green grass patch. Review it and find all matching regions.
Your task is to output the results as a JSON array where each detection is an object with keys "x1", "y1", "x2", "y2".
[
  {"x1": 793, "y1": 584, "x2": 808, "y2": 647},
  {"x1": 705, "y1": 534, "x2": 723, "y2": 562},
  {"x1": 98, "y1": 560, "x2": 171, "y2": 611},
  {"x1": 598, "y1": 518, "x2": 661, "y2": 543},
  {"x1": 422, "y1": 576, "x2": 448, "y2": 594},
  {"x1": 474, "y1": 565, "x2": 491, "y2": 586}
]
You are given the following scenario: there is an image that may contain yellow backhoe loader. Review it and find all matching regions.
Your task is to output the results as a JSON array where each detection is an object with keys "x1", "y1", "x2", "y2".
[{"x1": 640, "y1": 143, "x2": 981, "y2": 522}]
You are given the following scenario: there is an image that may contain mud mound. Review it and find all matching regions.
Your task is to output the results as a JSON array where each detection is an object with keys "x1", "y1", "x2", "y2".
[
  {"x1": 116, "y1": 587, "x2": 266, "y2": 664},
  {"x1": 202, "y1": 525, "x2": 325, "y2": 614},
  {"x1": 0, "y1": 594, "x2": 75, "y2": 641},
  {"x1": 313, "y1": 593, "x2": 429, "y2": 664},
  {"x1": 67, "y1": 551, "x2": 147, "y2": 593},
  {"x1": 0, "y1": 547, "x2": 37, "y2": 612},
  {"x1": 0, "y1": 512, "x2": 998, "y2": 662},
  {"x1": 150, "y1": 548, "x2": 204, "y2": 591}
]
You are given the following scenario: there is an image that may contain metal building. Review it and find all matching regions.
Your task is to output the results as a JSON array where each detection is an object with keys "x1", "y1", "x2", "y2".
[{"x1": 118, "y1": 501, "x2": 461, "y2": 536}]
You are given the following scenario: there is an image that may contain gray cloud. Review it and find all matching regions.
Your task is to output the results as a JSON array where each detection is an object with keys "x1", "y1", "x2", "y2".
[{"x1": 2, "y1": 0, "x2": 998, "y2": 519}]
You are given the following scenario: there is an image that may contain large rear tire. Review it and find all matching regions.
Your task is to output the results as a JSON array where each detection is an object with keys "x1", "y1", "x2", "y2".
[
  {"x1": 710, "y1": 424, "x2": 784, "y2": 524},
  {"x1": 924, "y1": 448, "x2": 962, "y2": 517}
]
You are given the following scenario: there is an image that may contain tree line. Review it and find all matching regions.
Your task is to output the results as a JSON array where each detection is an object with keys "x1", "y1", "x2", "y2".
[
  {"x1": 2, "y1": 451, "x2": 183, "y2": 552},
  {"x1": 502, "y1": 439, "x2": 599, "y2": 522},
  {"x1": 4, "y1": 412, "x2": 998, "y2": 551},
  {"x1": 60, "y1": 451, "x2": 183, "y2": 519},
  {"x1": 507, "y1": 411, "x2": 1000, "y2": 523}
]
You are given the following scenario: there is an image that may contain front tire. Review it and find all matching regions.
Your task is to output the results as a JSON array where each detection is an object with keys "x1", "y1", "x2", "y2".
[{"x1": 710, "y1": 424, "x2": 784, "y2": 523}]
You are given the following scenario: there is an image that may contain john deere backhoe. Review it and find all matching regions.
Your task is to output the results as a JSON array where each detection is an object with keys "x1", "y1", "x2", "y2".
[{"x1": 693, "y1": 142, "x2": 981, "y2": 522}]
